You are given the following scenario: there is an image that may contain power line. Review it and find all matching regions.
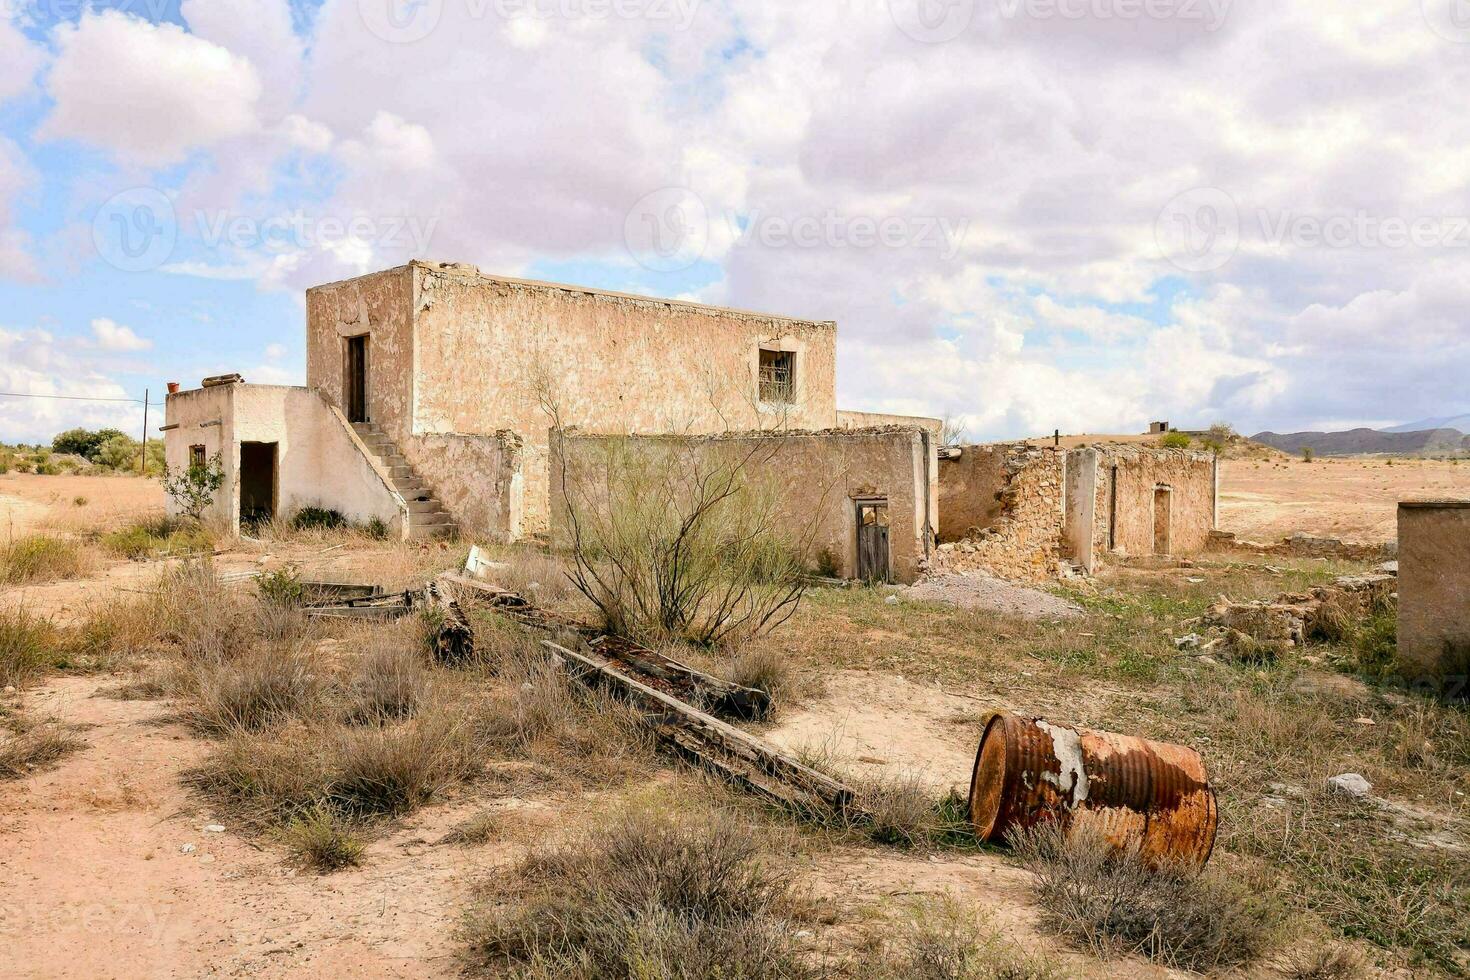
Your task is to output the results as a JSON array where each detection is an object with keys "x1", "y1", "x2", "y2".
[{"x1": 0, "y1": 391, "x2": 164, "y2": 407}]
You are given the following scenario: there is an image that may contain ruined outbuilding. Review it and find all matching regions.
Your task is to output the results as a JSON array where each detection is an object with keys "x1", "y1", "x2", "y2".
[{"x1": 934, "y1": 441, "x2": 1219, "y2": 581}]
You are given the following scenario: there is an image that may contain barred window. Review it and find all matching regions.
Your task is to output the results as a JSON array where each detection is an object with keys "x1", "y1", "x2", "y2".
[
  {"x1": 758, "y1": 349, "x2": 795, "y2": 404},
  {"x1": 190, "y1": 445, "x2": 206, "y2": 469}
]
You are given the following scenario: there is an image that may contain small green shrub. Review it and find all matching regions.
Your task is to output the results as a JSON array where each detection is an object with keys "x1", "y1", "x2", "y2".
[
  {"x1": 292, "y1": 507, "x2": 348, "y2": 531},
  {"x1": 1160, "y1": 432, "x2": 1192, "y2": 449},
  {"x1": 255, "y1": 568, "x2": 306, "y2": 608},
  {"x1": 280, "y1": 805, "x2": 365, "y2": 872},
  {"x1": 363, "y1": 517, "x2": 389, "y2": 540}
]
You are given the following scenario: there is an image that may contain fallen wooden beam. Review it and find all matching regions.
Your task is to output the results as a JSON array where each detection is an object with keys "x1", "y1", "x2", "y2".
[
  {"x1": 424, "y1": 579, "x2": 474, "y2": 664},
  {"x1": 540, "y1": 640, "x2": 860, "y2": 822},
  {"x1": 442, "y1": 573, "x2": 771, "y2": 720}
]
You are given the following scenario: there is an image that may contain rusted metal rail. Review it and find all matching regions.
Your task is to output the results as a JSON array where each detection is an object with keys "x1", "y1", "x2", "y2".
[{"x1": 969, "y1": 711, "x2": 1218, "y2": 866}]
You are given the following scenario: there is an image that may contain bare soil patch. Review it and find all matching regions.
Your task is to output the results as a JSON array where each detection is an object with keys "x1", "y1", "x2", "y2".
[{"x1": 1219, "y1": 457, "x2": 1470, "y2": 544}]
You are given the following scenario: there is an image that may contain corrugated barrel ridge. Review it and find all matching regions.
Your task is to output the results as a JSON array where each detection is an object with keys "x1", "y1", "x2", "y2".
[{"x1": 968, "y1": 711, "x2": 1218, "y2": 866}]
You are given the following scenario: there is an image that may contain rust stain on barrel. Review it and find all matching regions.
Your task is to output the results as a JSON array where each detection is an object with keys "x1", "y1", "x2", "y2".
[{"x1": 968, "y1": 711, "x2": 1218, "y2": 866}]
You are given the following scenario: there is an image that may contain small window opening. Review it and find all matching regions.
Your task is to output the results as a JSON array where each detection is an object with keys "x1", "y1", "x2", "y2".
[
  {"x1": 190, "y1": 445, "x2": 206, "y2": 469},
  {"x1": 759, "y1": 349, "x2": 795, "y2": 404}
]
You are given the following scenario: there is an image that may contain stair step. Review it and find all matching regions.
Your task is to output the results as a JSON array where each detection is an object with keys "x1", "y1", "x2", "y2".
[
  {"x1": 381, "y1": 454, "x2": 407, "y2": 467},
  {"x1": 352, "y1": 422, "x2": 381, "y2": 434},
  {"x1": 406, "y1": 499, "x2": 441, "y2": 514},
  {"x1": 408, "y1": 522, "x2": 458, "y2": 541},
  {"x1": 410, "y1": 511, "x2": 452, "y2": 525}
]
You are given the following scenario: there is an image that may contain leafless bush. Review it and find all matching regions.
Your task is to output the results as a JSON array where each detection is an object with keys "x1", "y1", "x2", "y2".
[
  {"x1": 466, "y1": 805, "x2": 810, "y2": 978},
  {"x1": 0, "y1": 715, "x2": 85, "y2": 780},
  {"x1": 1010, "y1": 822, "x2": 1276, "y2": 972},
  {"x1": 558, "y1": 434, "x2": 815, "y2": 647}
]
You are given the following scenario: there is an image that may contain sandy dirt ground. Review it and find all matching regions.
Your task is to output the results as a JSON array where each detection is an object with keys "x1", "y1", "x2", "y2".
[
  {"x1": 0, "y1": 480, "x2": 1171, "y2": 979},
  {"x1": 1218, "y1": 457, "x2": 1470, "y2": 544},
  {"x1": 0, "y1": 473, "x2": 166, "y2": 543}
]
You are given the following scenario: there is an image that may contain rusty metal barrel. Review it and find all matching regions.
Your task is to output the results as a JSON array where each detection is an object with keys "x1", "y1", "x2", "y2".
[{"x1": 969, "y1": 711, "x2": 1218, "y2": 866}]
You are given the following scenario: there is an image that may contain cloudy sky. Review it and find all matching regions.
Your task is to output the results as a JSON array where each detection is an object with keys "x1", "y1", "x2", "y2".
[{"x1": 0, "y1": 0, "x2": 1467, "y2": 444}]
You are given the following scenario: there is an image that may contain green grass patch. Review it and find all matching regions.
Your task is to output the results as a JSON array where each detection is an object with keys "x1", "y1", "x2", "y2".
[
  {"x1": 100, "y1": 516, "x2": 213, "y2": 560},
  {"x1": 1, "y1": 534, "x2": 87, "y2": 585}
]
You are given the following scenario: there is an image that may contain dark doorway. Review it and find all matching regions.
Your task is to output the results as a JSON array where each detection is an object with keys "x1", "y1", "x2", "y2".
[
  {"x1": 856, "y1": 499, "x2": 891, "y2": 584},
  {"x1": 346, "y1": 334, "x2": 368, "y2": 423},
  {"x1": 240, "y1": 442, "x2": 277, "y2": 525},
  {"x1": 1153, "y1": 486, "x2": 1172, "y2": 556}
]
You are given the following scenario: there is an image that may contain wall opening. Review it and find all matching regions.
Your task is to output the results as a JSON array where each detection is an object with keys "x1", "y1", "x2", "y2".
[
  {"x1": 190, "y1": 444, "x2": 206, "y2": 469},
  {"x1": 758, "y1": 348, "x2": 795, "y2": 404},
  {"x1": 856, "y1": 498, "x2": 891, "y2": 584},
  {"x1": 1152, "y1": 485, "x2": 1172, "y2": 556},
  {"x1": 346, "y1": 334, "x2": 369, "y2": 423},
  {"x1": 1108, "y1": 464, "x2": 1119, "y2": 551},
  {"x1": 240, "y1": 442, "x2": 278, "y2": 525}
]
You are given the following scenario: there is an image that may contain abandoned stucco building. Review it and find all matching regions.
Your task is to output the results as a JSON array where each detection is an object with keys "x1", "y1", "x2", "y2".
[{"x1": 163, "y1": 260, "x2": 1216, "y2": 585}]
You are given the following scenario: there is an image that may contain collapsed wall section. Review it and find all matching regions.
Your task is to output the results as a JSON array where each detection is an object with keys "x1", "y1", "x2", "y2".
[
  {"x1": 1089, "y1": 446, "x2": 1216, "y2": 559},
  {"x1": 549, "y1": 427, "x2": 933, "y2": 584},
  {"x1": 933, "y1": 445, "x2": 1067, "y2": 582}
]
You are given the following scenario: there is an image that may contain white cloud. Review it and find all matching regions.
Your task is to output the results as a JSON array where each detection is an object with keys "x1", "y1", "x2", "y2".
[
  {"x1": 40, "y1": 10, "x2": 262, "y2": 165},
  {"x1": 89, "y1": 318, "x2": 153, "y2": 352},
  {"x1": 0, "y1": 12, "x2": 44, "y2": 105},
  {"x1": 0, "y1": 327, "x2": 142, "y2": 443},
  {"x1": 0, "y1": 137, "x2": 39, "y2": 282}
]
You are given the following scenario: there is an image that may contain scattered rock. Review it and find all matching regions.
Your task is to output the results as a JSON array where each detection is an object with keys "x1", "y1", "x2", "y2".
[
  {"x1": 1174, "y1": 633, "x2": 1203, "y2": 651},
  {"x1": 199, "y1": 854, "x2": 216, "y2": 864},
  {"x1": 1328, "y1": 773, "x2": 1373, "y2": 799},
  {"x1": 203, "y1": 824, "x2": 225, "y2": 834},
  {"x1": 1354, "y1": 717, "x2": 1377, "y2": 726},
  {"x1": 180, "y1": 843, "x2": 196, "y2": 854},
  {"x1": 884, "y1": 595, "x2": 901, "y2": 606},
  {"x1": 1376, "y1": 560, "x2": 1398, "y2": 575}
]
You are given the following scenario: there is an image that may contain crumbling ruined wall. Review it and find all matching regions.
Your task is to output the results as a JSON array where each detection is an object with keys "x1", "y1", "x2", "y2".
[
  {"x1": 938, "y1": 446, "x2": 1010, "y2": 543},
  {"x1": 932, "y1": 445, "x2": 1066, "y2": 582},
  {"x1": 837, "y1": 410, "x2": 943, "y2": 440},
  {"x1": 549, "y1": 427, "x2": 932, "y2": 584},
  {"x1": 1090, "y1": 446, "x2": 1216, "y2": 559},
  {"x1": 1398, "y1": 500, "x2": 1470, "y2": 680}
]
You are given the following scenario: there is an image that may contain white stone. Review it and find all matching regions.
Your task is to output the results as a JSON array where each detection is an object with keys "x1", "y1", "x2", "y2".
[{"x1": 1327, "y1": 773, "x2": 1372, "y2": 798}]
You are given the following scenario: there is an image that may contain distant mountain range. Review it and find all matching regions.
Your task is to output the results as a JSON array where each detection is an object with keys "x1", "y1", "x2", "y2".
[{"x1": 1251, "y1": 422, "x2": 1470, "y2": 457}]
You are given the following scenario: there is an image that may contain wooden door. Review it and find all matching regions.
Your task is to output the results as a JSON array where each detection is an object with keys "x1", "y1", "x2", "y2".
[
  {"x1": 856, "y1": 499, "x2": 891, "y2": 584},
  {"x1": 346, "y1": 335, "x2": 368, "y2": 423}
]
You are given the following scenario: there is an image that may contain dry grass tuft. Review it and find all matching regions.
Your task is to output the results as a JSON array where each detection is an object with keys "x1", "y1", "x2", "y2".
[
  {"x1": 439, "y1": 810, "x2": 503, "y2": 847},
  {"x1": 720, "y1": 646, "x2": 799, "y2": 708},
  {"x1": 99, "y1": 515, "x2": 213, "y2": 560},
  {"x1": 1276, "y1": 944, "x2": 1364, "y2": 979},
  {"x1": 338, "y1": 640, "x2": 432, "y2": 725},
  {"x1": 326, "y1": 706, "x2": 478, "y2": 817},
  {"x1": 0, "y1": 534, "x2": 89, "y2": 585},
  {"x1": 173, "y1": 646, "x2": 322, "y2": 735},
  {"x1": 188, "y1": 729, "x2": 333, "y2": 821},
  {"x1": 0, "y1": 714, "x2": 85, "y2": 779},
  {"x1": 854, "y1": 771, "x2": 944, "y2": 849},
  {"x1": 860, "y1": 897, "x2": 1062, "y2": 980},
  {"x1": 1011, "y1": 822, "x2": 1277, "y2": 972},
  {"x1": 280, "y1": 805, "x2": 365, "y2": 872},
  {"x1": 466, "y1": 805, "x2": 810, "y2": 979},
  {"x1": 0, "y1": 607, "x2": 61, "y2": 688}
]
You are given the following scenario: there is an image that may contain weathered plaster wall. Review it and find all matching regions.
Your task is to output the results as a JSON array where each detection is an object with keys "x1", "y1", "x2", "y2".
[
  {"x1": 1398, "y1": 500, "x2": 1470, "y2": 680},
  {"x1": 938, "y1": 446, "x2": 1010, "y2": 542},
  {"x1": 837, "y1": 410, "x2": 942, "y2": 440},
  {"x1": 932, "y1": 445, "x2": 1067, "y2": 582},
  {"x1": 1090, "y1": 447, "x2": 1216, "y2": 558},
  {"x1": 305, "y1": 265, "x2": 417, "y2": 448},
  {"x1": 550, "y1": 427, "x2": 931, "y2": 584},
  {"x1": 411, "y1": 264, "x2": 839, "y2": 535},
  {"x1": 409, "y1": 431, "x2": 526, "y2": 542},
  {"x1": 163, "y1": 385, "x2": 407, "y2": 535}
]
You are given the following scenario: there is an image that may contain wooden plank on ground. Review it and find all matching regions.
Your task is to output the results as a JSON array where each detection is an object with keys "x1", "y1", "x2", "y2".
[{"x1": 540, "y1": 640, "x2": 861, "y2": 821}]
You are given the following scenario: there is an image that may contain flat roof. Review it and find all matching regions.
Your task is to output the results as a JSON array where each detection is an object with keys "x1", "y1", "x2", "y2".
[
  {"x1": 308, "y1": 260, "x2": 837, "y2": 330},
  {"x1": 1399, "y1": 499, "x2": 1470, "y2": 510}
]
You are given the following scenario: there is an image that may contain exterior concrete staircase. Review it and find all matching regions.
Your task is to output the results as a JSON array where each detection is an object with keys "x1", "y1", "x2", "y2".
[{"x1": 352, "y1": 422, "x2": 458, "y2": 540}]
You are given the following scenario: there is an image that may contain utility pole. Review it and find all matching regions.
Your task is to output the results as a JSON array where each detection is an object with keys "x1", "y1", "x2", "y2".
[{"x1": 140, "y1": 388, "x2": 149, "y2": 476}]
